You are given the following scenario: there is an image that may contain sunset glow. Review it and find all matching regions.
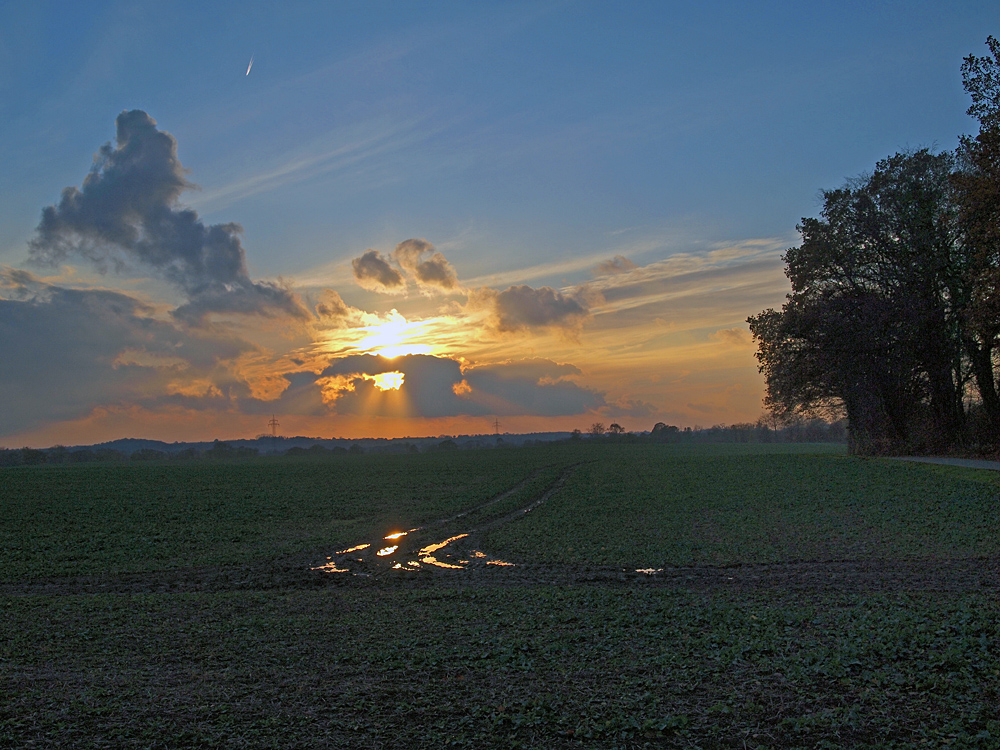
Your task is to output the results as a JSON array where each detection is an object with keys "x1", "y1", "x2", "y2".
[
  {"x1": 0, "y1": 4, "x2": 986, "y2": 447},
  {"x1": 358, "y1": 313, "x2": 433, "y2": 358}
]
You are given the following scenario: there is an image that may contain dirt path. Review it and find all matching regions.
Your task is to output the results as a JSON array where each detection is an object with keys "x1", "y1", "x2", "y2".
[{"x1": 893, "y1": 456, "x2": 1000, "y2": 471}]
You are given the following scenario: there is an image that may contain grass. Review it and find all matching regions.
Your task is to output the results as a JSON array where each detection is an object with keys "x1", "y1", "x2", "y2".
[
  {"x1": 483, "y1": 444, "x2": 1000, "y2": 566},
  {"x1": 3, "y1": 443, "x2": 999, "y2": 748},
  {"x1": 0, "y1": 449, "x2": 557, "y2": 580}
]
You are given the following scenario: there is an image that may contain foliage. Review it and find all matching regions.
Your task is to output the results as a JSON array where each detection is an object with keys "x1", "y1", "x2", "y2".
[
  {"x1": 961, "y1": 35, "x2": 1000, "y2": 127},
  {"x1": 749, "y1": 150, "x2": 962, "y2": 454},
  {"x1": 749, "y1": 38, "x2": 1000, "y2": 455},
  {"x1": 954, "y1": 36, "x2": 1000, "y2": 438}
]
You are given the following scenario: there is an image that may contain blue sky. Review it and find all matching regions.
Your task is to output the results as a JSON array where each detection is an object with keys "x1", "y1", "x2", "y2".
[{"x1": 0, "y1": 1, "x2": 996, "y2": 445}]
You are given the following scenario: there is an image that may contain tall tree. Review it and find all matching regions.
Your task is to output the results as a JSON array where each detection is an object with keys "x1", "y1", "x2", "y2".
[
  {"x1": 749, "y1": 150, "x2": 962, "y2": 454},
  {"x1": 954, "y1": 36, "x2": 1000, "y2": 436}
]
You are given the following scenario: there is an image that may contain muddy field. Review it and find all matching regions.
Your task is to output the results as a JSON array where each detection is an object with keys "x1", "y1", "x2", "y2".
[{"x1": 3, "y1": 443, "x2": 999, "y2": 748}]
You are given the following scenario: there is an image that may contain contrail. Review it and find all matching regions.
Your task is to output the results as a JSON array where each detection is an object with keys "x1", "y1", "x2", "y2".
[{"x1": 246, "y1": 54, "x2": 254, "y2": 76}]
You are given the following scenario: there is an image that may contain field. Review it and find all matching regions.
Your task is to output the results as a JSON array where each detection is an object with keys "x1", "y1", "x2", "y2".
[{"x1": 2, "y1": 443, "x2": 999, "y2": 748}]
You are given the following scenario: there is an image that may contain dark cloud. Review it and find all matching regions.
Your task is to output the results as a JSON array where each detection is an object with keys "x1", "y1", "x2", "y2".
[
  {"x1": 305, "y1": 354, "x2": 603, "y2": 418},
  {"x1": 240, "y1": 371, "x2": 331, "y2": 418},
  {"x1": 27, "y1": 109, "x2": 307, "y2": 323},
  {"x1": 350, "y1": 239, "x2": 460, "y2": 294},
  {"x1": 351, "y1": 249, "x2": 406, "y2": 293},
  {"x1": 470, "y1": 284, "x2": 589, "y2": 332},
  {"x1": 0, "y1": 268, "x2": 253, "y2": 433},
  {"x1": 392, "y1": 238, "x2": 459, "y2": 291},
  {"x1": 320, "y1": 354, "x2": 463, "y2": 417},
  {"x1": 593, "y1": 255, "x2": 637, "y2": 276},
  {"x1": 463, "y1": 359, "x2": 604, "y2": 416}
]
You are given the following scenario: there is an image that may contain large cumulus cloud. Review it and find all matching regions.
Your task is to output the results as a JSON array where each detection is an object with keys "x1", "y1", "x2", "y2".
[{"x1": 27, "y1": 110, "x2": 307, "y2": 323}]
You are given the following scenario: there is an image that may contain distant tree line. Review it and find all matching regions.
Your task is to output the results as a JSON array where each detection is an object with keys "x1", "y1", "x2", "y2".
[
  {"x1": 0, "y1": 437, "x2": 490, "y2": 466},
  {"x1": 0, "y1": 440, "x2": 261, "y2": 467},
  {"x1": 749, "y1": 37, "x2": 1000, "y2": 455},
  {"x1": 1, "y1": 418, "x2": 848, "y2": 467},
  {"x1": 573, "y1": 418, "x2": 846, "y2": 445}
]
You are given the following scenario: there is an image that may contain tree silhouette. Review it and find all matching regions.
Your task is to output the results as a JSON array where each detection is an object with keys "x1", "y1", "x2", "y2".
[{"x1": 749, "y1": 149, "x2": 963, "y2": 453}]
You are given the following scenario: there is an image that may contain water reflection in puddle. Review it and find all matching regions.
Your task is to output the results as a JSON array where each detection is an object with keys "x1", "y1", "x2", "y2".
[
  {"x1": 636, "y1": 568, "x2": 664, "y2": 576},
  {"x1": 318, "y1": 530, "x2": 515, "y2": 576},
  {"x1": 312, "y1": 560, "x2": 351, "y2": 573},
  {"x1": 419, "y1": 534, "x2": 468, "y2": 569},
  {"x1": 338, "y1": 543, "x2": 370, "y2": 554}
]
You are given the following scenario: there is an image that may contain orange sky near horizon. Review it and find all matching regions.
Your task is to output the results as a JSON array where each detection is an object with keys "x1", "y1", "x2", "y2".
[
  {"x1": 0, "y1": 5, "x2": 989, "y2": 450},
  {"x1": 3, "y1": 233, "x2": 789, "y2": 448}
]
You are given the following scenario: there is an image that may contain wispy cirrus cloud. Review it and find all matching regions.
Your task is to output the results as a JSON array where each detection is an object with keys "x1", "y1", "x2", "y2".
[{"x1": 191, "y1": 115, "x2": 444, "y2": 213}]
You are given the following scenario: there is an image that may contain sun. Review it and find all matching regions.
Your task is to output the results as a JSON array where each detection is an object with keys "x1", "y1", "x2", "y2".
[
  {"x1": 366, "y1": 372, "x2": 404, "y2": 391},
  {"x1": 358, "y1": 310, "x2": 432, "y2": 358}
]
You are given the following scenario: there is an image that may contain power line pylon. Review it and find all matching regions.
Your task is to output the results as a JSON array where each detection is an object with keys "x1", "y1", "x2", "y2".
[{"x1": 268, "y1": 414, "x2": 280, "y2": 437}]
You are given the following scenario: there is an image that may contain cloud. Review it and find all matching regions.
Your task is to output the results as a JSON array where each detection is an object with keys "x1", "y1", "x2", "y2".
[
  {"x1": 593, "y1": 255, "x2": 637, "y2": 277},
  {"x1": 0, "y1": 267, "x2": 613, "y2": 437},
  {"x1": 711, "y1": 327, "x2": 754, "y2": 348},
  {"x1": 351, "y1": 249, "x2": 406, "y2": 293},
  {"x1": 27, "y1": 109, "x2": 307, "y2": 323},
  {"x1": 600, "y1": 397, "x2": 657, "y2": 418},
  {"x1": 298, "y1": 353, "x2": 603, "y2": 418},
  {"x1": 392, "y1": 238, "x2": 460, "y2": 291},
  {"x1": 350, "y1": 238, "x2": 460, "y2": 294},
  {"x1": 462, "y1": 358, "x2": 605, "y2": 416},
  {"x1": 468, "y1": 284, "x2": 589, "y2": 333},
  {"x1": 314, "y1": 289, "x2": 365, "y2": 327},
  {"x1": 0, "y1": 268, "x2": 254, "y2": 434}
]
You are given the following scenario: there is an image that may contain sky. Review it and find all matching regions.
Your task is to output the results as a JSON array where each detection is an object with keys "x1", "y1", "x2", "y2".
[{"x1": 0, "y1": 1, "x2": 996, "y2": 447}]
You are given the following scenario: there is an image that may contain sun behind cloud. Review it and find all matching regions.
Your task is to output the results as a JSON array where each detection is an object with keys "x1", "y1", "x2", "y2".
[
  {"x1": 366, "y1": 372, "x2": 404, "y2": 391},
  {"x1": 358, "y1": 310, "x2": 433, "y2": 358}
]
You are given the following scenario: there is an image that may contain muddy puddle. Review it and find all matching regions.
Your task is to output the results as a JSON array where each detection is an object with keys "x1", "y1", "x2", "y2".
[
  {"x1": 312, "y1": 466, "x2": 580, "y2": 578},
  {"x1": 313, "y1": 529, "x2": 517, "y2": 576}
]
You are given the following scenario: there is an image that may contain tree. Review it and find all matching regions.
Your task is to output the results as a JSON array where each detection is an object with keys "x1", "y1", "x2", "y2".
[
  {"x1": 650, "y1": 422, "x2": 679, "y2": 442},
  {"x1": 589, "y1": 422, "x2": 605, "y2": 437},
  {"x1": 607, "y1": 423, "x2": 625, "y2": 435},
  {"x1": 749, "y1": 149, "x2": 964, "y2": 454},
  {"x1": 954, "y1": 36, "x2": 1000, "y2": 438},
  {"x1": 961, "y1": 35, "x2": 1000, "y2": 128},
  {"x1": 205, "y1": 440, "x2": 234, "y2": 459}
]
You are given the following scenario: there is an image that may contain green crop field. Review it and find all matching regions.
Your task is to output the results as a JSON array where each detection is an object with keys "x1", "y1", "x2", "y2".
[{"x1": 3, "y1": 443, "x2": 999, "y2": 748}]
